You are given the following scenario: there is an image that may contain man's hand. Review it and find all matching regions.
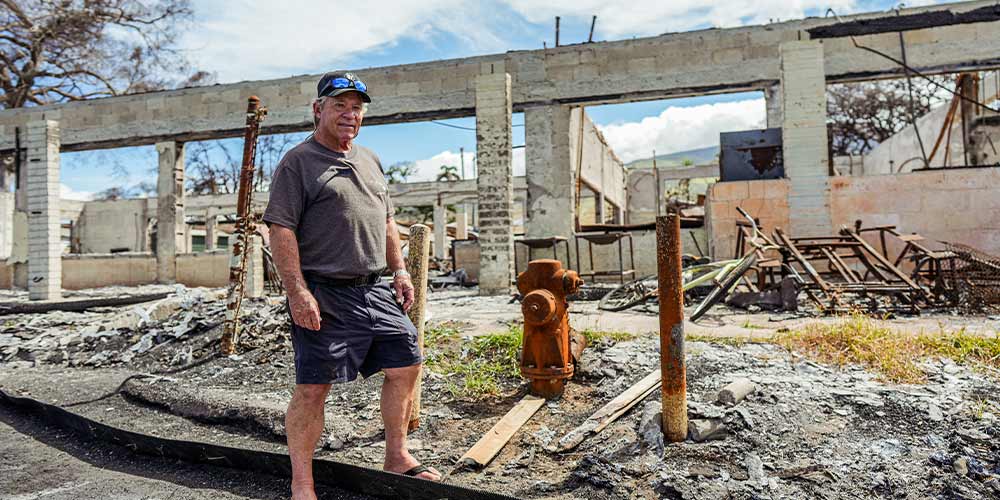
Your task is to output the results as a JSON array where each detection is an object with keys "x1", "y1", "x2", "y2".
[
  {"x1": 288, "y1": 288, "x2": 322, "y2": 331},
  {"x1": 392, "y1": 274, "x2": 415, "y2": 312}
]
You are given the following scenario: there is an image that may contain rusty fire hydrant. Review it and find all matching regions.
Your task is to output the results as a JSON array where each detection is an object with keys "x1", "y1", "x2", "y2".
[{"x1": 517, "y1": 259, "x2": 586, "y2": 399}]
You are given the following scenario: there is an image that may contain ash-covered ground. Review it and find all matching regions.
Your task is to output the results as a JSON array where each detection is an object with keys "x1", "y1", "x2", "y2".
[{"x1": 1, "y1": 284, "x2": 998, "y2": 499}]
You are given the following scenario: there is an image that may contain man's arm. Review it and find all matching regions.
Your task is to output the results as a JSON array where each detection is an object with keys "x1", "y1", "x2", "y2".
[
  {"x1": 386, "y1": 217, "x2": 414, "y2": 312},
  {"x1": 271, "y1": 223, "x2": 321, "y2": 330}
]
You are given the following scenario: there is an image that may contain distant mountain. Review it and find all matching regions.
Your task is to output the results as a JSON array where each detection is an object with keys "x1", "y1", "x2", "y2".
[{"x1": 625, "y1": 145, "x2": 719, "y2": 169}]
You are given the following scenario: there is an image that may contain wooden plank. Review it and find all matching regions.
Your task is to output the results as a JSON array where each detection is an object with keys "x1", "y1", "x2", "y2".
[
  {"x1": 458, "y1": 395, "x2": 545, "y2": 469},
  {"x1": 554, "y1": 369, "x2": 661, "y2": 452},
  {"x1": 0, "y1": 293, "x2": 170, "y2": 315}
]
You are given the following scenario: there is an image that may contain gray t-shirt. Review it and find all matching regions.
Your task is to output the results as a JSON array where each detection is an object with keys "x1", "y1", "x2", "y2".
[{"x1": 263, "y1": 137, "x2": 394, "y2": 279}]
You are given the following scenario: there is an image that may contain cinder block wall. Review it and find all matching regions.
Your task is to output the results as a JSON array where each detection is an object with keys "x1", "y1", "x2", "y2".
[
  {"x1": 704, "y1": 168, "x2": 1000, "y2": 261},
  {"x1": 830, "y1": 168, "x2": 1000, "y2": 257},
  {"x1": 62, "y1": 254, "x2": 157, "y2": 289},
  {"x1": 705, "y1": 179, "x2": 790, "y2": 259},
  {"x1": 176, "y1": 252, "x2": 230, "y2": 288}
]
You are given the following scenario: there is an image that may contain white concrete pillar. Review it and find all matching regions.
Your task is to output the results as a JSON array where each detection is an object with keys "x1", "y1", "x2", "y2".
[
  {"x1": 455, "y1": 203, "x2": 468, "y2": 240},
  {"x1": 433, "y1": 201, "x2": 447, "y2": 260},
  {"x1": 475, "y1": 69, "x2": 514, "y2": 295},
  {"x1": 205, "y1": 209, "x2": 218, "y2": 251},
  {"x1": 0, "y1": 192, "x2": 13, "y2": 260},
  {"x1": 764, "y1": 82, "x2": 783, "y2": 129},
  {"x1": 25, "y1": 120, "x2": 61, "y2": 300},
  {"x1": 156, "y1": 141, "x2": 185, "y2": 283},
  {"x1": 524, "y1": 104, "x2": 577, "y2": 239},
  {"x1": 245, "y1": 234, "x2": 265, "y2": 298},
  {"x1": 780, "y1": 40, "x2": 832, "y2": 237},
  {"x1": 596, "y1": 191, "x2": 606, "y2": 224}
]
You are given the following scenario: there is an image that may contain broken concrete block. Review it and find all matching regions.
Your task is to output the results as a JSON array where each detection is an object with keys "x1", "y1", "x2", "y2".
[
  {"x1": 688, "y1": 418, "x2": 728, "y2": 442},
  {"x1": 717, "y1": 378, "x2": 756, "y2": 406},
  {"x1": 639, "y1": 401, "x2": 664, "y2": 456}
]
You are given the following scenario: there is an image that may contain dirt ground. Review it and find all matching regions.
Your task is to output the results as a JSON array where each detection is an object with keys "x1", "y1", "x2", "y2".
[{"x1": 1, "y1": 284, "x2": 999, "y2": 499}]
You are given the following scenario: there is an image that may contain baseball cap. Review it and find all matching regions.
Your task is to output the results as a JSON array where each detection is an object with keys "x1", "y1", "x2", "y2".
[{"x1": 316, "y1": 72, "x2": 371, "y2": 103}]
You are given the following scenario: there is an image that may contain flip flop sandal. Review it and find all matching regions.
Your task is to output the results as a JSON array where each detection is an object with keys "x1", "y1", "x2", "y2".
[{"x1": 403, "y1": 464, "x2": 435, "y2": 478}]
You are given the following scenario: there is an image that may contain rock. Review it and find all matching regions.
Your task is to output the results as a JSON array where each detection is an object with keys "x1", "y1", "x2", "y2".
[
  {"x1": 929, "y1": 451, "x2": 952, "y2": 467},
  {"x1": 326, "y1": 436, "x2": 346, "y2": 450},
  {"x1": 718, "y1": 378, "x2": 756, "y2": 406},
  {"x1": 638, "y1": 401, "x2": 664, "y2": 455},
  {"x1": 687, "y1": 464, "x2": 718, "y2": 478},
  {"x1": 746, "y1": 453, "x2": 767, "y2": 487},
  {"x1": 688, "y1": 419, "x2": 728, "y2": 443},
  {"x1": 870, "y1": 439, "x2": 908, "y2": 460},
  {"x1": 956, "y1": 428, "x2": 990, "y2": 444},
  {"x1": 927, "y1": 403, "x2": 944, "y2": 422},
  {"x1": 952, "y1": 457, "x2": 968, "y2": 476}
]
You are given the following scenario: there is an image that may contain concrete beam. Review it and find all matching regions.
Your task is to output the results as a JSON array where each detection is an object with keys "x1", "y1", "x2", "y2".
[
  {"x1": 2, "y1": 2, "x2": 997, "y2": 153},
  {"x1": 26, "y1": 120, "x2": 61, "y2": 300},
  {"x1": 475, "y1": 71, "x2": 514, "y2": 295}
]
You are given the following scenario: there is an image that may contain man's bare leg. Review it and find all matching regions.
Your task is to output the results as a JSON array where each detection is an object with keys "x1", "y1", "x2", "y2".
[
  {"x1": 382, "y1": 364, "x2": 441, "y2": 480},
  {"x1": 287, "y1": 383, "x2": 332, "y2": 499}
]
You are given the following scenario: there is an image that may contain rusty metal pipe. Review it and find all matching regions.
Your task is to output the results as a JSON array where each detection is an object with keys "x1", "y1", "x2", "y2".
[{"x1": 657, "y1": 213, "x2": 687, "y2": 442}]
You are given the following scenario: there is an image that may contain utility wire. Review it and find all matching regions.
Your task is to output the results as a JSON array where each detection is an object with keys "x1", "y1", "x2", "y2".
[
  {"x1": 825, "y1": 8, "x2": 1000, "y2": 115},
  {"x1": 430, "y1": 120, "x2": 524, "y2": 130}
]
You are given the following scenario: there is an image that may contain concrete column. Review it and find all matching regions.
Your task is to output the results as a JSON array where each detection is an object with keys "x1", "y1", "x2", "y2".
[
  {"x1": 156, "y1": 141, "x2": 185, "y2": 283},
  {"x1": 205, "y1": 209, "x2": 218, "y2": 251},
  {"x1": 0, "y1": 192, "x2": 13, "y2": 260},
  {"x1": 596, "y1": 191, "x2": 606, "y2": 224},
  {"x1": 764, "y1": 83, "x2": 783, "y2": 129},
  {"x1": 475, "y1": 70, "x2": 514, "y2": 295},
  {"x1": 433, "y1": 201, "x2": 447, "y2": 260},
  {"x1": 245, "y1": 234, "x2": 265, "y2": 298},
  {"x1": 25, "y1": 120, "x2": 61, "y2": 300},
  {"x1": 455, "y1": 203, "x2": 468, "y2": 240},
  {"x1": 524, "y1": 104, "x2": 576, "y2": 240},
  {"x1": 780, "y1": 40, "x2": 832, "y2": 237}
]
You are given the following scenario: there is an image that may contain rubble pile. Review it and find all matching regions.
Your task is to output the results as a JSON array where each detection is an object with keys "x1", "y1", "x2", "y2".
[{"x1": 1, "y1": 285, "x2": 998, "y2": 499}]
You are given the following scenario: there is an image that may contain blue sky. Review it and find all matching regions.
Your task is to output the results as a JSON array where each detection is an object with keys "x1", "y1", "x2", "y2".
[{"x1": 59, "y1": 0, "x2": 949, "y2": 199}]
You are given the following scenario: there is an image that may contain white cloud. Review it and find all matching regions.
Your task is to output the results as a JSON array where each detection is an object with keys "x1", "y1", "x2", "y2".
[
  {"x1": 184, "y1": 0, "x2": 505, "y2": 82},
  {"x1": 598, "y1": 99, "x2": 766, "y2": 163},
  {"x1": 503, "y1": 0, "x2": 858, "y2": 38},
  {"x1": 408, "y1": 148, "x2": 524, "y2": 183},
  {"x1": 60, "y1": 184, "x2": 94, "y2": 201}
]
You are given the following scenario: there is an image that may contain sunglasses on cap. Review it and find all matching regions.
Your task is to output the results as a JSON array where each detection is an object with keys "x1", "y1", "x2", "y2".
[{"x1": 320, "y1": 76, "x2": 367, "y2": 95}]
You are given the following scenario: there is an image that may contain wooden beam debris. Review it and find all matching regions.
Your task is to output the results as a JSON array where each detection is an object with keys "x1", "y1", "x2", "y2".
[
  {"x1": 0, "y1": 292, "x2": 170, "y2": 315},
  {"x1": 554, "y1": 369, "x2": 661, "y2": 452},
  {"x1": 457, "y1": 394, "x2": 545, "y2": 469}
]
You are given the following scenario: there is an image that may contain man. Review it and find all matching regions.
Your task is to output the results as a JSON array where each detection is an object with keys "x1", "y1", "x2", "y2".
[{"x1": 264, "y1": 72, "x2": 441, "y2": 500}]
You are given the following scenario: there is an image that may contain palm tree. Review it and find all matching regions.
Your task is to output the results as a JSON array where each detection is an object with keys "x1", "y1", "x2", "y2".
[{"x1": 436, "y1": 164, "x2": 460, "y2": 182}]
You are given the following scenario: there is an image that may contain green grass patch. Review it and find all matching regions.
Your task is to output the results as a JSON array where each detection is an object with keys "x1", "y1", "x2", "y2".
[
  {"x1": 424, "y1": 325, "x2": 641, "y2": 399},
  {"x1": 581, "y1": 329, "x2": 637, "y2": 346},
  {"x1": 775, "y1": 314, "x2": 1000, "y2": 384},
  {"x1": 424, "y1": 324, "x2": 523, "y2": 399},
  {"x1": 686, "y1": 334, "x2": 757, "y2": 347}
]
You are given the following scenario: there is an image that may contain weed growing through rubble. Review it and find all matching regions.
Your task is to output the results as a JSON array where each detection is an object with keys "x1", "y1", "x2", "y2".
[
  {"x1": 686, "y1": 335, "x2": 755, "y2": 347},
  {"x1": 580, "y1": 329, "x2": 637, "y2": 346},
  {"x1": 424, "y1": 324, "x2": 523, "y2": 398},
  {"x1": 424, "y1": 325, "x2": 639, "y2": 399},
  {"x1": 776, "y1": 314, "x2": 1000, "y2": 384}
]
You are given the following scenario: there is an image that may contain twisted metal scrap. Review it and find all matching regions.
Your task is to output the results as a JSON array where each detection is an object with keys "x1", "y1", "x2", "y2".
[{"x1": 941, "y1": 242, "x2": 1000, "y2": 308}]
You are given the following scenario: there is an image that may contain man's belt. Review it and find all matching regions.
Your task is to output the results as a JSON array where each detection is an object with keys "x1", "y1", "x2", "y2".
[{"x1": 304, "y1": 271, "x2": 382, "y2": 288}]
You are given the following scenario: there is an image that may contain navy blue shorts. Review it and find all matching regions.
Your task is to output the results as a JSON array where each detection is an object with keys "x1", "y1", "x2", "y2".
[{"x1": 291, "y1": 280, "x2": 422, "y2": 384}]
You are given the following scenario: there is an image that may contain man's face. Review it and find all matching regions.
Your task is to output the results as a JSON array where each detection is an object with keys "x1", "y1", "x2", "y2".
[{"x1": 315, "y1": 92, "x2": 364, "y2": 143}]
